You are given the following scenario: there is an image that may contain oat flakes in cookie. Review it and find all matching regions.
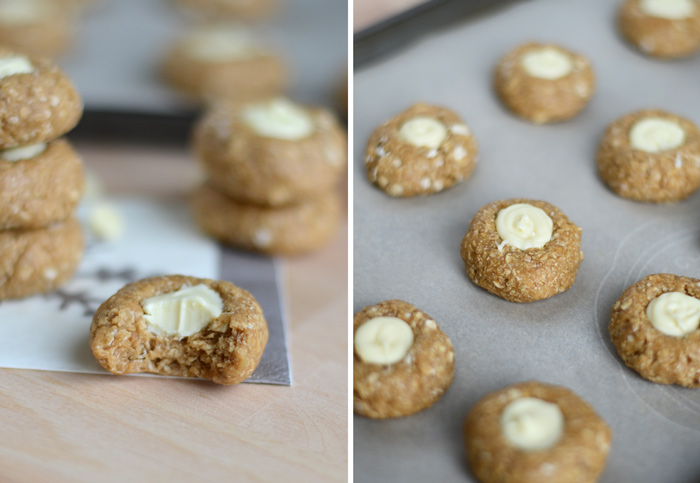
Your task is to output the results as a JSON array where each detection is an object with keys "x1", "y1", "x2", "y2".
[
  {"x1": 364, "y1": 103, "x2": 478, "y2": 197},
  {"x1": 610, "y1": 273, "x2": 700, "y2": 387},
  {"x1": 353, "y1": 299, "x2": 455, "y2": 419},
  {"x1": 464, "y1": 380, "x2": 612, "y2": 483},
  {"x1": 618, "y1": 0, "x2": 700, "y2": 58},
  {"x1": 194, "y1": 97, "x2": 347, "y2": 206},
  {"x1": 460, "y1": 198, "x2": 583, "y2": 303},
  {"x1": 192, "y1": 183, "x2": 341, "y2": 256},
  {"x1": 494, "y1": 42, "x2": 595, "y2": 124},
  {"x1": 597, "y1": 109, "x2": 700, "y2": 202},
  {"x1": 90, "y1": 275, "x2": 269, "y2": 385}
]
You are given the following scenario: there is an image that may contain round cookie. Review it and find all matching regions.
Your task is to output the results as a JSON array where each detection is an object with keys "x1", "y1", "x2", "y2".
[
  {"x1": 161, "y1": 24, "x2": 287, "y2": 102},
  {"x1": 460, "y1": 198, "x2": 583, "y2": 303},
  {"x1": 194, "y1": 98, "x2": 347, "y2": 206},
  {"x1": 90, "y1": 274, "x2": 268, "y2": 385},
  {"x1": 353, "y1": 299, "x2": 455, "y2": 419},
  {"x1": 597, "y1": 109, "x2": 700, "y2": 203},
  {"x1": 494, "y1": 42, "x2": 595, "y2": 124},
  {"x1": 609, "y1": 273, "x2": 700, "y2": 387},
  {"x1": 0, "y1": 217, "x2": 83, "y2": 300},
  {"x1": 464, "y1": 381, "x2": 612, "y2": 483},
  {"x1": 0, "y1": 0, "x2": 75, "y2": 58},
  {"x1": 618, "y1": 0, "x2": 700, "y2": 58},
  {"x1": 0, "y1": 139, "x2": 84, "y2": 229},
  {"x1": 174, "y1": 0, "x2": 277, "y2": 20},
  {"x1": 364, "y1": 103, "x2": 478, "y2": 197},
  {"x1": 191, "y1": 183, "x2": 341, "y2": 256}
]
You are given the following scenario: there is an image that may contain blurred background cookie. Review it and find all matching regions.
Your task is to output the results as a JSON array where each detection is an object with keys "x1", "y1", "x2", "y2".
[
  {"x1": 0, "y1": 0, "x2": 77, "y2": 58},
  {"x1": 173, "y1": 0, "x2": 279, "y2": 21}
]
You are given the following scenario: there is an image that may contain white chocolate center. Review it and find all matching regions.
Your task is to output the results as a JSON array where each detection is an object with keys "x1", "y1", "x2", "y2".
[
  {"x1": 184, "y1": 26, "x2": 260, "y2": 62},
  {"x1": 242, "y1": 98, "x2": 315, "y2": 141},
  {"x1": 496, "y1": 203, "x2": 553, "y2": 250},
  {"x1": 646, "y1": 291, "x2": 700, "y2": 337},
  {"x1": 520, "y1": 48, "x2": 573, "y2": 80},
  {"x1": 501, "y1": 397, "x2": 564, "y2": 451},
  {"x1": 354, "y1": 316, "x2": 414, "y2": 365},
  {"x1": 0, "y1": 55, "x2": 34, "y2": 79},
  {"x1": 398, "y1": 116, "x2": 448, "y2": 149},
  {"x1": 142, "y1": 284, "x2": 223, "y2": 339},
  {"x1": 640, "y1": 0, "x2": 696, "y2": 19},
  {"x1": 1, "y1": 143, "x2": 45, "y2": 162},
  {"x1": 629, "y1": 118, "x2": 685, "y2": 153}
]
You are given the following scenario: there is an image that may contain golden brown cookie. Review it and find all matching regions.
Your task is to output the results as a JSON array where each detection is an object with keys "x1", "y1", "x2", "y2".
[
  {"x1": 464, "y1": 381, "x2": 612, "y2": 483},
  {"x1": 174, "y1": 0, "x2": 277, "y2": 20},
  {"x1": 494, "y1": 42, "x2": 595, "y2": 124},
  {"x1": 597, "y1": 109, "x2": 700, "y2": 203},
  {"x1": 161, "y1": 24, "x2": 287, "y2": 103},
  {"x1": 0, "y1": 216, "x2": 83, "y2": 300},
  {"x1": 460, "y1": 198, "x2": 583, "y2": 303},
  {"x1": 90, "y1": 275, "x2": 269, "y2": 385},
  {"x1": 364, "y1": 103, "x2": 478, "y2": 197},
  {"x1": 0, "y1": 139, "x2": 84, "y2": 229},
  {"x1": 194, "y1": 98, "x2": 347, "y2": 206},
  {"x1": 191, "y1": 183, "x2": 341, "y2": 256},
  {"x1": 353, "y1": 299, "x2": 455, "y2": 419},
  {"x1": 609, "y1": 273, "x2": 700, "y2": 387},
  {"x1": 618, "y1": 0, "x2": 700, "y2": 58},
  {"x1": 0, "y1": 0, "x2": 75, "y2": 58}
]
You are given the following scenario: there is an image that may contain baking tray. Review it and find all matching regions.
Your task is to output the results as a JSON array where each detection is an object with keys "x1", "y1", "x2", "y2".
[{"x1": 353, "y1": 0, "x2": 700, "y2": 481}]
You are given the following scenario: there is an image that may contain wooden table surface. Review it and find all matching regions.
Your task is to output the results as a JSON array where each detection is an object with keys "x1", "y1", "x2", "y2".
[
  {"x1": 354, "y1": 0, "x2": 426, "y2": 31},
  {"x1": 0, "y1": 142, "x2": 349, "y2": 482}
]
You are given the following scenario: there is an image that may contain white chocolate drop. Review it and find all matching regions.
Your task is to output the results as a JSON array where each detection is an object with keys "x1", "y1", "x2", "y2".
[
  {"x1": 184, "y1": 26, "x2": 260, "y2": 62},
  {"x1": 640, "y1": 0, "x2": 696, "y2": 19},
  {"x1": 630, "y1": 118, "x2": 685, "y2": 153},
  {"x1": 398, "y1": 117, "x2": 448, "y2": 149},
  {"x1": 1, "y1": 143, "x2": 45, "y2": 162},
  {"x1": 646, "y1": 291, "x2": 700, "y2": 337},
  {"x1": 0, "y1": 55, "x2": 34, "y2": 79},
  {"x1": 520, "y1": 48, "x2": 573, "y2": 80},
  {"x1": 354, "y1": 316, "x2": 414, "y2": 365},
  {"x1": 496, "y1": 203, "x2": 553, "y2": 250},
  {"x1": 88, "y1": 202, "x2": 125, "y2": 242},
  {"x1": 142, "y1": 284, "x2": 223, "y2": 339},
  {"x1": 242, "y1": 98, "x2": 315, "y2": 141},
  {"x1": 501, "y1": 397, "x2": 564, "y2": 451}
]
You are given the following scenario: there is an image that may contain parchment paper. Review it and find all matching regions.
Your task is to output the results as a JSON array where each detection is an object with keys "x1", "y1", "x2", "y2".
[{"x1": 354, "y1": 0, "x2": 700, "y2": 481}]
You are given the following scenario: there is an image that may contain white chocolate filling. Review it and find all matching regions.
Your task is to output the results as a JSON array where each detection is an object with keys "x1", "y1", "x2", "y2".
[
  {"x1": 184, "y1": 26, "x2": 260, "y2": 62},
  {"x1": 88, "y1": 202, "x2": 125, "y2": 242},
  {"x1": 646, "y1": 291, "x2": 700, "y2": 337},
  {"x1": 629, "y1": 118, "x2": 685, "y2": 153},
  {"x1": 142, "y1": 284, "x2": 223, "y2": 339},
  {"x1": 398, "y1": 116, "x2": 448, "y2": 149},
  {"x1": 520, "y1": 47, "x2": 573, "y2": 80},
  {"x1": 1, "y1": 143, "x2": 45, "y2": 162},
  {"x1": 241, "y1": 98, "x2": 315, "y2": 141},
  {"x1": 354, "y1": 316, "x2": 414, "y2": 365},
  {"x1": 640, "y1": 0, "x2": 696, "y2": 19},
  {"x1": 501, "y1": 397, "x2": 564, "y2": 451},
  {"x1": 496, "y1": 203, "x2": 553, "y2": 250},
  {"x1": 0, "y1": 55, "x2": 34, "y2": 79}
]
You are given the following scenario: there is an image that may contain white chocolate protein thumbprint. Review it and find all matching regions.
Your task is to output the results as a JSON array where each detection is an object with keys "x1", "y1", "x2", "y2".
[
  {"x1": 494, "y1": 42, "x2": 595, "y2": 124},
  {"x1": 618, "y1": 0, "x2": 700, "y2": 58},
  {"x1": 609, "y1": 273, "x2": 700, "y2": 387},
  {"x1": 364, "y1": 103, "x2": 478, "y2": 197},
  {"x1": 597, "y1": 109, "x2": 700, "y2": 203},
  {"x1": 460, "y1": 199, "x2": 583, "y2": 303},
  {"x1": 353, "y1": 300, "x2": 455, "y2": 419},
  {"x1": 464, "y1": 381, "x2": 612, "y2": 483}
]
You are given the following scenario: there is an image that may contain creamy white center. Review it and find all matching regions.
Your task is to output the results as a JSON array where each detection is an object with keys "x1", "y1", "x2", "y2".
[
  {"x1": 184, "y1": 26, "x2": 260, "y2": 62},
  {"x1": 0, "y1": 55, "x2": 34, "y2": 79},
  {"x1": 1, "y1": 143, "x2": 45, "y2": 162},
  {"x1": 629, "y1": 118, "x2": 685, "y2": 153},
  {"x1": 354, "y1": 316, "x2": 414, "y2": 365},
  {"x1": 242, "y1": 98, "x2": 315, "y2": 141},
  {"x1": 646, "y1": 291, "x2": 700, "y2": 337},
  {"x1": 501, "y1": 397, "x2": 564, "y2": 451},
  {"x1": 520, "y1": 48, "x2": 573, "y2": 80},
  {"x1": 142, "y1": 284, "x2": 223, "y2": 339},
  {"x1": 496, "y1": 203, "x2": 553, "y2": 250},
  {"x1": 398, "y1": 116, "x2": 448, "y2": 149},
  {"x1": 640, "y1": 0, "x2": 696, "y2": 19}
]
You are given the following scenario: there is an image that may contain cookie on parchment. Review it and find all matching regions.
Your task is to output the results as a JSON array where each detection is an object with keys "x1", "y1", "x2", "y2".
[
  {"x1": 90, "y1": 275, "x2": 269, "y2": 385},
  {"x1": 364, "y1": 102, "x2": 478, "y2": 197}
]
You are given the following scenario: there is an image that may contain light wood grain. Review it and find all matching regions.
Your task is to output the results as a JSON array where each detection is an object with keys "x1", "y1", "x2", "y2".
[
  {"x1": 354, "y1": 0, "x2": 427, "y2": 31},
  {"x1": 0, "y1": 143, "x2": 348, "y2": 482}
]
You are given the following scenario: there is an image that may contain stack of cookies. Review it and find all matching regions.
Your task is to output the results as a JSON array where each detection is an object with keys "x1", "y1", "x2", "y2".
[
  {"x1": 0, "y1": 49, "x2": 84, "y2": 300},
  {"x1": 191, "y1": 97, "x2": 347, "y2": 256}
]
